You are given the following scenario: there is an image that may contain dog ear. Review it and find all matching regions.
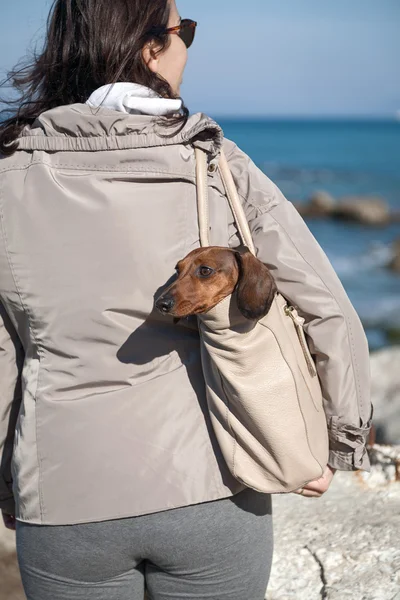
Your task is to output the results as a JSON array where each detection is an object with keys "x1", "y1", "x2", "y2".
[{"x1": 234, "y1": 250, "x2": 277, "y2": 320}]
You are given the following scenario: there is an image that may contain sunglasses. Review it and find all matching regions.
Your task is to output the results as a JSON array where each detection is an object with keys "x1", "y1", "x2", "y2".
[{"x1": 164, "y1": 19, "x2": 197, "y2": 49}]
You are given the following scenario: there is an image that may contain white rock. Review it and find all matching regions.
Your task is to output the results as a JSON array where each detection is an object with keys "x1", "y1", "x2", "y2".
[
  {"x1": 0, "y1": 526, "x2": 25, "y2": 600},
  {"x1": 266, "y1": 449, "x2": 400, "y2": 600},
  {"x1": 370, "y1": 347, "x2": 400, "y2": 444}
]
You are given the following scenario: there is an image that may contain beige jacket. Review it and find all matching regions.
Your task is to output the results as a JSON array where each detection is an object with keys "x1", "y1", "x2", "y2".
[{"x1": 0, "y1": 105, "x2": 373, "y2": 525}]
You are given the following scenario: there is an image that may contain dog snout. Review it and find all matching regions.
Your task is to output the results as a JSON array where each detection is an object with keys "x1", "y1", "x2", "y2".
[{"x1": 156, "y1": 295, "x2": 175, "y2": 314}]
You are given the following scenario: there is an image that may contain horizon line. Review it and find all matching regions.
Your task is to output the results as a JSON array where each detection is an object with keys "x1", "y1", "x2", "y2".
[{"x1": 207, "y1": 114, "x2": 399, "y2": 122}]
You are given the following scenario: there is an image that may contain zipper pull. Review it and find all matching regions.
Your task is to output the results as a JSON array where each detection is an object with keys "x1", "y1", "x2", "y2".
[{"x1": 285, "y1": 305, "x2": 305, "y2": 327}]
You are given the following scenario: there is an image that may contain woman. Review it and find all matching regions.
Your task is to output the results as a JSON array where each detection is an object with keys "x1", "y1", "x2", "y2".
[{"x1": 0, "y1": 1, "x2": 373, "y2": 598}]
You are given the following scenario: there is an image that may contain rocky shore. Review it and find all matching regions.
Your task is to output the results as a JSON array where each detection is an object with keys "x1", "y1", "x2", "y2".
[
  {"x1": 1, "y1": 346, "x2": 399, "y2": 600},
  {"x1": 295, "y1": 193, "x2": 400, "y2": 275},
  {"x1": 267, "y1": 349, "x2": 400, "y2": 599},
  {"x1": 0, "y1": 526, "x2": 23, "y2": 600},
  {"x1": 295, "y1": 192, "x2": 400, "y2": 227},
  {"x1": 268, "y1": 347, "x2": 400, "y2": 599},
  {"x1": 267, "y1": 444, "x2": 400, "y2": 600}
]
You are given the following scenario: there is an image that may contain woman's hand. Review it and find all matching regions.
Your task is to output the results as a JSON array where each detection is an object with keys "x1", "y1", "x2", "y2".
[
  {"x1": 1, "y1": 510, "x2": 16, "y2": 531},
  {"x1": 293, "y1": 465, "x2": 337, "y2": 498}
]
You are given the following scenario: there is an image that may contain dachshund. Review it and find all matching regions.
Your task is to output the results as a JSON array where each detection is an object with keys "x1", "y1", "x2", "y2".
[{"x1": 155, "y1": 246, "x2": 277, "y2": 321}]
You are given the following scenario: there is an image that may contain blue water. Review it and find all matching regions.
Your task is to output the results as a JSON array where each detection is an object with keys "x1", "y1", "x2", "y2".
[{"x1": 216, "y1": 119, "x2": 400, "y2": 349}]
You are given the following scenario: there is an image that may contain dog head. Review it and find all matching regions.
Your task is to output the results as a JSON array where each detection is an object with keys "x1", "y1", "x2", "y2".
[{"x1": 155, "y1": 246, "x2": 277, "y2": 320}]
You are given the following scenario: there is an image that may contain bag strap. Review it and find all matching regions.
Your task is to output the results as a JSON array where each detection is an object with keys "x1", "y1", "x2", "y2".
[
  {"x1": 195, "y1": 147, "x2": 256, "y2": 256},
  {"x1": 195, "y1": 147, "x2": 211, "y2": 247}
]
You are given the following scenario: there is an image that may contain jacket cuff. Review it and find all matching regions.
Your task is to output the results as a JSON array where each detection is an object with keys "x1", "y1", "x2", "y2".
[
  {"x1": 327, "y1": 413, "x2": 373, "y2": 472},
  {"x1": 328, "y1": 446, "x2": 371, "y2": 472}
]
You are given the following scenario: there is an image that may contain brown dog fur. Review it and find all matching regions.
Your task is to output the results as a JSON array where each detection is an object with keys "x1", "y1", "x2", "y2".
[{"x1": 156, "y1": 246, "x2": 277, "y2": 320}]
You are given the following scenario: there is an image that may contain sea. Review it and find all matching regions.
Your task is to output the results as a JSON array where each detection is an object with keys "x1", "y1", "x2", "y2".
[{"x1": 216, "y1": 118, "x2": 400, "y2": 350}]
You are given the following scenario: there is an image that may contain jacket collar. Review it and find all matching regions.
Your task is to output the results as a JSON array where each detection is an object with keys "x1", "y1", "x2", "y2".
[{"x1": 16, "y1": 104, "x2": 223, "y2": 157}]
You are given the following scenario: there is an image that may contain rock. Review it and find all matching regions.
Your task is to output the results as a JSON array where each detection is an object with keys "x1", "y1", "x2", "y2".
[
  {"x1": 390, "y1": 256, "x2": 400, "y2": 273},
  {"x1": 333, "y1": 196, "x2": 390, "y2": 226},
  {"x1": 294, "y1": 191, "x2": 336, "y2": 218},
  {"x1": 266, "y1": 445, "x2": 400, "y2": 600},
  {"x1": 359, "y1": 444, "x2": 400, "y2": 487},
  {"x1": 388, "y1": 239, "x2": 400, "y2": 273},
  {"x1": 295, "y1": 193, "x2": 394, "y2": 226},
  {"x1": 0, "y1": 525, "x2": 25, "y2": 600},
  {"x1": 384, "y1": 327, "x2": 400, "y2": 345},
  {"x1": 370, "y1": 346, "x2": 400, "y2": 444},
  {"x1": 308, "y1": 191, "x2": 336, "y2": 216}
]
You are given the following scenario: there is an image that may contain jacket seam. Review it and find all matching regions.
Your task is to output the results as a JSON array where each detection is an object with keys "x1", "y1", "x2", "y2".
[
  {"x1": 266, "y1": 209, "x2": 364, "y2": 426},
  {"x1": 0, "y1": 162, "x2": 197, "y2": 178},
  {"x1": 17, "y1": 133, "x2": 165, "y2": 141},
  {"x1": 0, "y1": 178, "x2": 45, "y2": 521},
  {"x1": 15, "y1": 125, "x2": 222, "y2": 155},
  {"x1": 14, "y1": 489, "x2": 242, "y2": 526},
  {"x1": 16, "y1": 120, "x2": 222, "y2": 141},
  {"x1": 15, "y1": 134, "x2": 180, "y2": 152}
]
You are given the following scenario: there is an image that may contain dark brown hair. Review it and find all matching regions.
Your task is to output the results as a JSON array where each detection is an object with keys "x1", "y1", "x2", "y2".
[{"x1": 0, "y1": 0, "x2": 189, "y2": 156}]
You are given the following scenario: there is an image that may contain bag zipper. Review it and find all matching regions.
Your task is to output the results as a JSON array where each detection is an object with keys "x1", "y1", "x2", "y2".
[{"x1": 284, "y1": 306, "x2": 318, "y2": 377}]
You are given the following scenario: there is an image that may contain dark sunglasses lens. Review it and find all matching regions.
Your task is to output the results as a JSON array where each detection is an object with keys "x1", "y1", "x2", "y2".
[{"x1": 179, "y1": 20, "x2": 196, "y2": 48}]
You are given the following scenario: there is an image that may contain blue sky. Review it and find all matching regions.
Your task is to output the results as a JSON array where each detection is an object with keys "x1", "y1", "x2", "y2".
[{"x1": 1, "y1": 0, "x2": 399, "y2": 117}]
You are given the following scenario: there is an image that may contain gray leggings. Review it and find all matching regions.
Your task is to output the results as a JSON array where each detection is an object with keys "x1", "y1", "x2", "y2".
[{"x1": 16, "y1": 488, "x2": 273, "y2": 600}]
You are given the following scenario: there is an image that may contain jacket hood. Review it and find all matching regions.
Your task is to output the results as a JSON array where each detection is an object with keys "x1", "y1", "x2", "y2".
[{"x1": 16, "y1": 103, "x2": 224, "y2": 156}]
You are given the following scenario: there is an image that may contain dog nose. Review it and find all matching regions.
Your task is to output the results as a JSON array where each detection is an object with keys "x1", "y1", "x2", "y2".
[{"x1": 156, "y1": 296, "x2": 175, "y2": 314}]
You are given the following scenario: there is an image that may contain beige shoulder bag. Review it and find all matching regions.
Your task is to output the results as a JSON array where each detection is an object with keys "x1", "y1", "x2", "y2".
[{"x1": 195, "y1": 147, "x2": 329, "y2": 493}]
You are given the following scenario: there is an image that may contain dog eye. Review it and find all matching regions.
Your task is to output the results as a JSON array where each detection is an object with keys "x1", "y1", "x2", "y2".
[{"x1": 197, "y1": 266, "x2": 215, "y2": 278}]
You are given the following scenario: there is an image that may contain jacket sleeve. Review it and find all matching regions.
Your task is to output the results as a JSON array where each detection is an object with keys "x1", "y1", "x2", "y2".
[
  {"x1": 0, "y1": 299, "x2": 24, "y2": 514},
  {"x1": 224, "y1": 138, "x2": 373, "y2": 472}
]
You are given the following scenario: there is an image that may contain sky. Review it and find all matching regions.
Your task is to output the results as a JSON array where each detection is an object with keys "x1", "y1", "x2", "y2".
[{"x1": 0, "y1": 0, "x2": 399, "y2": 118}]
